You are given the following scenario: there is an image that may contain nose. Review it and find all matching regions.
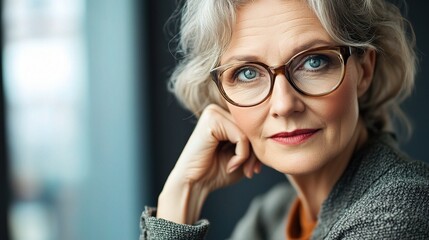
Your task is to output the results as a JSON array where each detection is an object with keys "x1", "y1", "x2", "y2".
[{"x1": 268, "y1": 74, "x2": 305, "y2": 118}]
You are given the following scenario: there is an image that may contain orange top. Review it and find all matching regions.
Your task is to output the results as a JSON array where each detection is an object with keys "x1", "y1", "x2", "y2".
[{"x1": 286, "y1": 198, "x2": 318, "y2": 240}]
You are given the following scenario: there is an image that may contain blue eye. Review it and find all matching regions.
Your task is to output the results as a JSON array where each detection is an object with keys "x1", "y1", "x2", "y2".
[
  {"x1": 236, "y1": 67, "x2": 260, "y2": 82},
  {"x1": 308, "y1": 58, "x2": 321, "y2": 68},
  {"x1": 302, "y1": 55, "x2": 328, "y2": 71}
]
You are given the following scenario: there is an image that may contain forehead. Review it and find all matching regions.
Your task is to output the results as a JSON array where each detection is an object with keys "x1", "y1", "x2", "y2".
[{"x1": 221, "y1": 0, "x2": 334, "y2": 64}]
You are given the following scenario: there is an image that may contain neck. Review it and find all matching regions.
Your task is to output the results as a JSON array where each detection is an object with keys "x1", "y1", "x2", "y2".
[{"x1": 286, "y1": 119, "x2": 368, "y2": 221}]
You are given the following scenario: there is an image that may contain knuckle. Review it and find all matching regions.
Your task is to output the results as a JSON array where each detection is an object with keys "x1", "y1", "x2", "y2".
[
  {"x1": 203, "y1": 104, "x2": 220, "y2": 115},
  {"x1": 200, "y1": 105, "x2": 221, "y2": 122},
  {"x1": 238, "y1": 134, "x2": 249, "y2": 143}
]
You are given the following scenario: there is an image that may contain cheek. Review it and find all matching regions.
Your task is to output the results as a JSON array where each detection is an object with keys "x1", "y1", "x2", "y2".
[{"x1": 316, "y1": 72, "x2": 360, "y2": 130}]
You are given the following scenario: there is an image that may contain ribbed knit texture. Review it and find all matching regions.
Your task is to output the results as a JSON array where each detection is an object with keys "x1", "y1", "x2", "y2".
[
  {"x1": 140, "y1": 133, "x2": 429, "y2": 239},
  {"x1": 140, "y1": 207, "x2": 209, "y2": 240},
  {"x1": 312, "y1": 134, "x2": 429, "y2": 239}
]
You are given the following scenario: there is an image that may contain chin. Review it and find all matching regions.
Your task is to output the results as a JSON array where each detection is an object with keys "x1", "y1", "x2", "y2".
[
  {"x1": 258, "y1": 148, "x2": 329, "y2": 175},
  {"x1": 274, "y1": 159, "x2": 326, "y2": 175}
]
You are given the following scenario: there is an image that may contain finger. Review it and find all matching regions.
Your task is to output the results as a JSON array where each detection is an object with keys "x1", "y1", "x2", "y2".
[
  {"x1": 240, "y1": 144, "x2": 257, "y2": 178},
  {"x1": 243, "y1": 150, "x2": 259, "y2": 178},
  {"x1": 224, "y1": 139, "x2": 252, "y2": 175},
  {"x1": 208, "y1": 105, "x2": 254, "y2": 174},
  {"x1": 200, "y1": 105, "x2": 245, "y2": 142},
  {"x1": 200, "y1": 105, "x2": 251, "y2": 174},
  {"x1": 204, "y1": 114, "x2": 250, "y2": 170},
  {"x1": 216, "y1": 142, "x2": 240, "y2": 173},
  {"x1": 248, "y1": 146, "x2": 263, "y2": 175},
  {"x1": 227, "y1": 155, "x2": 245, "y2": 173},
  {"x1": 244, "y1": 153, "x2": 256, "y2": 178},
  {"x1": 204, "y1": 104, "x2": 235, "y2": 122},
  {"x1": 253, "y1": 160, "x2": 263, "y2": 174}
]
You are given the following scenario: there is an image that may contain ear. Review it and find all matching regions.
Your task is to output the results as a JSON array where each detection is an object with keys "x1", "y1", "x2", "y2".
[{"x1": 356, "y1": 49, "x2": 376, "y2": 97}]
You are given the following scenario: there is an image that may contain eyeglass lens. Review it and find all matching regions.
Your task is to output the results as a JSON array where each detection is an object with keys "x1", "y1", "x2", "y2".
[{"x1": 218, "y1": 49, "x2": 344, "y2": 106}]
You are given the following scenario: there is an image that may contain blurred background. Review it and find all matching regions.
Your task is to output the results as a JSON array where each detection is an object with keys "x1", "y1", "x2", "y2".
[{"x1": 1, "y1": 0, "x2": 428, "y2": 240}]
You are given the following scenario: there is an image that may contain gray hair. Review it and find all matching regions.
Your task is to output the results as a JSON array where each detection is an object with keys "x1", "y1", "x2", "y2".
[{"x1": 168, "y1": 0, "x2": 417, "y2": 136}]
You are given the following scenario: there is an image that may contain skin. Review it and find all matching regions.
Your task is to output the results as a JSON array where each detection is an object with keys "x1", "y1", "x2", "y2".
[{"x1": 157, "y1": 0, "x2": 376, "y2": 225}]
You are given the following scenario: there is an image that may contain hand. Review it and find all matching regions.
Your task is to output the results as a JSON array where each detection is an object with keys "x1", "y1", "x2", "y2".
[
  {"x1": 156, "y1": 104, "x2": 262, "y2": 224},
  {"x1": 176, "y1": 104, "x2": 261, "y2": 188}
]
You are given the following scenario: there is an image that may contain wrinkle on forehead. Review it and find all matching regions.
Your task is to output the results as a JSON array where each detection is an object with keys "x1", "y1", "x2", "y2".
[
  {"x1": 223, "y1": 0, "x2": 332, "y2": 65},
  {"x1": 236, "y1": 1, "x2": 310, "y2": 24}
]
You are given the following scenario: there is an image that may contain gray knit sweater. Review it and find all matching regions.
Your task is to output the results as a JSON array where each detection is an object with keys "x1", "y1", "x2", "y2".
[{"x1": 140, "y1": 134, "x2": 429, "y2": 239}]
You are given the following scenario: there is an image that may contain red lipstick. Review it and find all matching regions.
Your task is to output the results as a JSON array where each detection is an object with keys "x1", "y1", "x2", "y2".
[{"x1": 270, "y1": 129, "x2": 319, "y2": 145}]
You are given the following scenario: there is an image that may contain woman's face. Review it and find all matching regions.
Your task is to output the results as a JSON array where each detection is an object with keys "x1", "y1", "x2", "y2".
[{"x1": 221, "y1": 0, "x2": 373, "y2": 175}]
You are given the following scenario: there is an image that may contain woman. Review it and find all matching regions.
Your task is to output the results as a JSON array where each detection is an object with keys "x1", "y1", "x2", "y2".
[{"x1": 141, "y1": 0, "x2": 429, "y2": 239}]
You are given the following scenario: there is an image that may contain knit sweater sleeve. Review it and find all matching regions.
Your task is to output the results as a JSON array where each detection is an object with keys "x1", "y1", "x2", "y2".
[{"x1": 140, "y1": 207, "x2": 209, "y2": 240}]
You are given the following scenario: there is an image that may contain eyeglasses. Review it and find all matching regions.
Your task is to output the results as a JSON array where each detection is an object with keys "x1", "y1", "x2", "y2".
[{"x1": 210, "y1": 46, "x2": 356, "y2": 107}]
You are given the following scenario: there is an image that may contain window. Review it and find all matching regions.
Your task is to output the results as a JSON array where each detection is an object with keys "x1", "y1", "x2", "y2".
[{"x1": 4, "y1": 0, "x2": 87, "y2": 239}]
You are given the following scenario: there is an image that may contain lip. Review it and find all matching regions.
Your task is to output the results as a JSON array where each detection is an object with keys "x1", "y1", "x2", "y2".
[{"x1": 269, "y1": 129, "x2": 320, "y2": 145}]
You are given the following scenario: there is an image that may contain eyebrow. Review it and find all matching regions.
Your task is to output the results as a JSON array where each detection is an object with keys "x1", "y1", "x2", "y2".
[{"x1": 221, "y1": 39, "x2": 335, "y2": 65}]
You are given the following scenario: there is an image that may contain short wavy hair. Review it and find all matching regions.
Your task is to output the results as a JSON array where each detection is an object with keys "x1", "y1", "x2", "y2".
[{"x1": 168, "y1": 0, "x2": 417, "y2": 136}]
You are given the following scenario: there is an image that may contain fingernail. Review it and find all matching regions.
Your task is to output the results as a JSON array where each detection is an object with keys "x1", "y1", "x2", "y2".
[
  {"x1": 254, "y1": 163, "x2": 262, "y2": 174},
  {"x1": 245, "y1": 167, "x2": 253, "y2": 179}
]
